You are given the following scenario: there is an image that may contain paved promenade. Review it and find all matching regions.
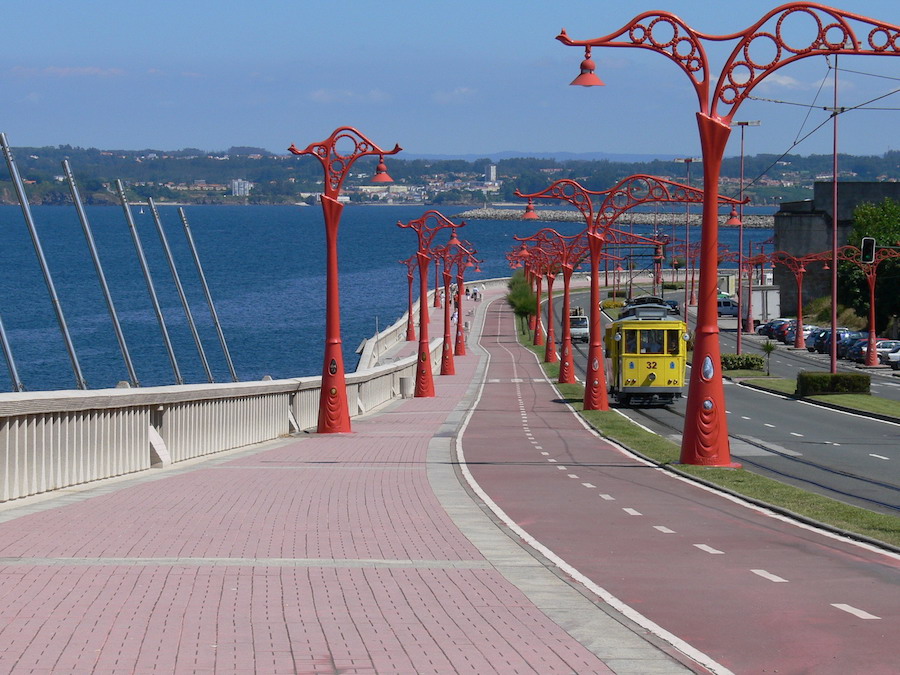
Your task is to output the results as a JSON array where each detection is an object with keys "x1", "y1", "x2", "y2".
[{"x1": 0, "y1": 289, "x2": 692, "y2": 674}]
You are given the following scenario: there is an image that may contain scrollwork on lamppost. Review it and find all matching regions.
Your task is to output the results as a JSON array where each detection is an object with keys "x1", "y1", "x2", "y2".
[
  {"x1": 289, "y1": 127, "x2": 400, "y2": 434},
  {"x1": 558, "y1": 4, "x2": 899, "y2": 465}
]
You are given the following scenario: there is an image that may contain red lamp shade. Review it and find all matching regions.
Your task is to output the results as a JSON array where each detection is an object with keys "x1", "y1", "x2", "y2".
[
  {"x1": 725, "y1": 207, "x2": 742, "y2": 227},
  {"x1": 523, "y1": 198, "x2": 539, "y2": 220},
  {"x1": 370, "y1": 155, "x2": 393, "y2": 183},
  {"x1": 571, "y1": 47, "x2": 604, "y2": 87}
]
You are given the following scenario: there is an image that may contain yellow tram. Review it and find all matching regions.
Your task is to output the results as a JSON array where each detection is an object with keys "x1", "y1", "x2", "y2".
[{"x1": 604, "y1": 296, "x2": 690, "y2": 406}]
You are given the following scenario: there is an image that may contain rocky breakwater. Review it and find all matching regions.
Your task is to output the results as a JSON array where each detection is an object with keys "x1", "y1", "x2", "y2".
[{"x1": 456, "y1": 207, "x2": 773, "y2": 228}]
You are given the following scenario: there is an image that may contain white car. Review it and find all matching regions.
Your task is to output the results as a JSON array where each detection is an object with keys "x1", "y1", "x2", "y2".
[{"x1": 884, "y1": 345, "x2": 900, "y2": 370}]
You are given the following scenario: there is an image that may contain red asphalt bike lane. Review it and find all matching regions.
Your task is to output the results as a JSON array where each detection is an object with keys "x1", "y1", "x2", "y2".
[{"x1": 459, "y1": 298, "x2": 900, "y2": 675}]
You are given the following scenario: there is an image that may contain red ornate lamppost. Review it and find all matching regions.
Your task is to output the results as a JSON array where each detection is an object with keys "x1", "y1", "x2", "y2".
[
  {"x1": 559, "y1": 5, "x2": 900, "y2": 465},
  {"x1": 289, "y1": 126, "x2": 400, "y2": 433},
  {"x1": 399, "y1": 256, "x2": 417, "y2": 342},
  {"x1": 454, "y1": 244, "x2": 480, "y2": 357},
  {"x1": 835, "y1": 244, "x2": 900, "y2": 366},
  {"x1": 433, "y1": 242, "x2": 458, "y2": 376},
  {"x1": 770, "y1": 251, "x2": 826, "y2": 349},
  {"x1": 515, "y1": 233, "x2": 561, "y2": 364},
  {"x1": 518, "y1": 175, "x2": 741, "y2": 411},
  {"x1": 398, "y1": 210, "x2": 464, "y2": 397}
]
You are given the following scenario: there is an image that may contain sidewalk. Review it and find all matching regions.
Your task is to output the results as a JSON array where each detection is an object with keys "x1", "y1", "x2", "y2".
[{"x1": 0, "y1": 288, "x2": 689, "y2": 674}]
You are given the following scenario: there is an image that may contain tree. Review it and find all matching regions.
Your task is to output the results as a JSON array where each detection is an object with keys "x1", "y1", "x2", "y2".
[
  {"x1": 762, "y1": 339, "x2": 776, "y2": 376},
  {"x1": 839, "y1": 198, "x2": 900, "y2": 334}
]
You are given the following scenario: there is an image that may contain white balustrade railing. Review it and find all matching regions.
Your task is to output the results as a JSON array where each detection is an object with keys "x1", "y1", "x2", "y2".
[{"x1": 0, "y1": 339, "x2": 442, "y2": 503}]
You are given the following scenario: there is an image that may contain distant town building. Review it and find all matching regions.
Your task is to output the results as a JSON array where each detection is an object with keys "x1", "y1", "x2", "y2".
[
  {"x1": 485, "y1": 164, "x2": 497, "y2": 182},
  {"x1": 231, "y1": 179, "x2": 253, "y2": 197}
]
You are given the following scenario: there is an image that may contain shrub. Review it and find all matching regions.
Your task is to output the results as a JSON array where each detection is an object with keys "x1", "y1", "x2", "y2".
[
  {"x1": 662, "y1": 282, "x2": 684, "y2": 290},
  {"x1": 721, "y1": 353, "x2": 764, "y2": 371},
  {"x1": 601, "y1": 299, "x2": 625, "y2": 309},
  {"x1": 796, "y1": 371, "x2": 871, "y2": 396}
]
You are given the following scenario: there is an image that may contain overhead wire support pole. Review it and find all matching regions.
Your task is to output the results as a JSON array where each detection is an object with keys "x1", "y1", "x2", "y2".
[
  {"x1": 63, "y1": 159, "x2": 139, "y2": 388},
  {"x1": 116, "y1": 180, "x2": 184, "y2": 386},
  {"x1": 0, "y1": 312, "x2": 24, "y2": 392},
  {"x1": 179, "y1": 208, "x2": 238, "y2": 382},
  {"x1": 1, "y1": 133, "x2": 88, "y2": 390},
  {"x1": 148, "y1": 198, "x2": 213, "y2": 383}
]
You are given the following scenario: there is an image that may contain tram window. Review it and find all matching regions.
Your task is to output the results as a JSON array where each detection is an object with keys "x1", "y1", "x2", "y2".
[
  {"x1": 624, "y1": 330, "x2": 638, "y2": 353},
  {"x1": 641, "y1": 329, "x2": 665, "y2": 354},
  {"x1": 666, "y1": 329, "x2": 680, "y2": 354}
]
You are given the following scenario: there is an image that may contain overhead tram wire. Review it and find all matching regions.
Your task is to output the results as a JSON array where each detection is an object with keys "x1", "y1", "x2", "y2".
[{"x1": 722, "y1": 57, "x2": 900, "y2": 201}]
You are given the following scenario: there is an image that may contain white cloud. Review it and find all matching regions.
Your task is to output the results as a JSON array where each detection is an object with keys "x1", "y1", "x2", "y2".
[
  {"x1": 308, "y1": 88, "x2": 391, "y2": 104},
  {"x1": 431, "y1": 86, "x2": 476, "y2": 104},
  {"x1": 10, "y1": 66, "x2": 124, "y2": 77}
]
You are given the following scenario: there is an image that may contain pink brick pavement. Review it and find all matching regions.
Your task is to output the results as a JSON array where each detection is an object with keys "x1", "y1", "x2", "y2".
[{"x1": 0, "y1": 288, "x2": 623, "y2": 674}]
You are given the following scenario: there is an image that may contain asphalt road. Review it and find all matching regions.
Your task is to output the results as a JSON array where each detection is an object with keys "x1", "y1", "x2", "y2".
[{"x1": 553, "y1": 291, "x2": 900, "y2": 515}]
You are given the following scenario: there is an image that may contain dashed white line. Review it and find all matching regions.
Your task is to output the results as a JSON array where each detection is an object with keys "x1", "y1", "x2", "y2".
[
  {"x1": 654, "y1": 526, "x2": 675, "y2": 534},
  {"x1": 751, "y1": 569, "x2": 789, "y2": 583},
  {"x1": 581, "y1": 483, "x2": 597, "y2": 488},
  {"x1": 764, "y1": 423, "x2": 775, "y2": 428},
  {"x1": 599, "y1": 494, "x2": 615, "y2": 501},
  {"x1": 741, "y1": 415, "x2": 751, "y2": 420},
  {"x1": 832, "y1": 604, "x2": 881, "y2": 620},
  {"x1": 869, "y1": 454, "x2": 890, "y2": 460},
  {"x1": 568, "y1": 474, "x2": 579, "y2": 479},
  {"x1": 534, "y1": 446, "x2": 543, "y2": 450},
  {"x1": 548, "y1": 459, "x2": 557, "y2": 463},
  {"x1": 694, "y1": 544, "x2": 725, "y2": 555},
  {"x1": 540, "y1": 452, "x2": 549, "y2": 456},
  {"x1": 790, "y1": 432, "x2": 804, "y2": 437},
  {"x1": 623, "y1": 508, "x2": 642, "y2": 516},
  {"x1": 557, "y1": 466, "x2": 567, "y2": 471}
]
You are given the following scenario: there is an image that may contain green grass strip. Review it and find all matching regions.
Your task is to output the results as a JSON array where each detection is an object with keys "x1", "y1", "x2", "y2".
[{"x1": 515, "y1": 322, "x2": 900, "y2": 548}]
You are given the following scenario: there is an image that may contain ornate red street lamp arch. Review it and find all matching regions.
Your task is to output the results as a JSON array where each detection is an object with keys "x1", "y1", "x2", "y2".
[
  {"x1": 289, "y1": 127, "x2": 400, "y2": 434},
  {"x1": 398, "y1": 211, "x2": 464, "y2": 397},
  {"x1": 558, "y1": 5, "x2": 900, "y2": 465},
  {"x1": 399, "y1": 256, "x2": 418, "y2": 342}
]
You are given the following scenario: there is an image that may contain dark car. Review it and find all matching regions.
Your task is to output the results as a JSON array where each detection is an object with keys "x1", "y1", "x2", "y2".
[
  {"x1": 817, "y1": 328, "x2": 851, "y2": 354},
  {"x1": 836, "y1": 331, "x2": 866, "y2": 359},
  {"x1": 758, "y1": 318, "x2": 788, "y2": 338},
  {"x1": 774, "y1": 320, "x2": 796, "y2": 343},
  {"x1": 845, "y1": 338, "x2": 868, "y2": 362},
  {"x1": 665, "y1": 299, "x2": 680, "y2": 315},
  {"x1": 807, "y1": 328, "x2": 827, "y2": 352}
]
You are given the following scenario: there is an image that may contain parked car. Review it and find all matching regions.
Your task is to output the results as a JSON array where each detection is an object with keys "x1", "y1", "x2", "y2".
[
  {"x1": 857, "y1": 339, "x2": 900, "y2": 364},
  {"x1": 877, "y1": 340, "x2": 900, "y2": 363},
  {"x1": 836, "y1": 331, "x2": 866, "y2": 359},
  {"x1": 716, "y1": 298, "x2": 739, "y2": 317},
  {"x1": 845, "y1": 338, "x2": 869, "y2": 363},
  {"x1": 774, "y1": 320, "x2": 796, "y2": 343},
  {"x1": 664, "y1": 299, "x2": 680, "y2": 315},
  {"x1": 807, "y1": 328, "x2": 828, "y2": 352},
  {"x1": 886, "y1": 346, "x2": 900, "y2": 370},
  {"x1": 758, "y1": 318, "x2": 789, "y2": 337},
  {"x1": 815, "y1": 328, "x2": 851, "y2": 354}
]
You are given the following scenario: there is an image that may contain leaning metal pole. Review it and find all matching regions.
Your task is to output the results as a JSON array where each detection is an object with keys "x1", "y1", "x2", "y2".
[
  {"x1": 148, "y1": 199, "x2": 213, "y2": 383},
  {"x1": 179, "y1": 208, "x2": 238, "y2": 382},
  {"x1": 1, "y1": 133, "x2": 87, "y2": 390},
  {"x1": 0, "y1": 311, "x2": 24, "y2": 392},
  {"x1": 116, "y1": 181, "x2": 184, "y2": 385},
  {"x1": 63, "y1": 160, "x2": 140, "y2": 388}
]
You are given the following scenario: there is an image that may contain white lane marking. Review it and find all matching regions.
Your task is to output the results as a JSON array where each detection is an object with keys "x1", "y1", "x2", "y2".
[
  {"x1": 741, "y1": 415, "x2": 751, "y2": 420},
  {"x1": 540, "y1": 452, "x2": 549, "y2": 456},
  {"x1": 764, "y1": 423, "x2": 775, "y2": 428},
  {"x1": 534, "y1": 445, "x2": 543, "y2": 450},
  {"x1": 751, "y1": 569, "x2": 789, "y2": 583},
  {"x1": 548, "y1": 459, "x2": 557, "y2": 463},
  {"x1": 869, "y1": 454, "x2": 890, "y2": 460},
  {"x1": 790, "y1": 432, "x2": 804, "y2": 437},
  {"x1": 654, "y1": 526, "x2": 675, "y2": 534},
  {"x1": 694, "y1": 544, "x2": 725, "y2": 555},
  {"x1": 568, "y1": 474, "x2": 579, "y2": 479},
  {"x1": 623, "y1": 508, "x2": 642, "y2": 516},
  {"x1": 832, "y1": 604, "x2": 881, "y2": 620},
  {"x1": 557, "y1": 466, "x2": 567, "y2": 471},
  {"x1": 581, "y1": 483, "x2": 597, "y2": 488},
  {"x1": 599, "y1": 494, "x2": 615, "y2": 501}
]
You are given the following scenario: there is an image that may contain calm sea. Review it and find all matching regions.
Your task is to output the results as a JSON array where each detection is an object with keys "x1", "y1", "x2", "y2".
[{"x1": 0, "y1": 203, "x2": 773, "y2": 392}]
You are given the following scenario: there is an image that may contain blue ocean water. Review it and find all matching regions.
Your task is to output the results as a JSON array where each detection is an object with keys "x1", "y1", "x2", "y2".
[{"x1": 0, "y1": 203, "x2": 773, "y2": 392}]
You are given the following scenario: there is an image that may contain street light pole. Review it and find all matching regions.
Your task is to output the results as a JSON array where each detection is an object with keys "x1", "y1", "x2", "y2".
[
  {"x1": 559, "y1": 5, "x2": 900, "y2": 466},
  {"x1": 289, "y1": 127, "x2": 401, "y2": 433},
  {"x1": 731, "y1": 121, "x2": 760, "y2": 351},
  {"x1": 398, "y1": 211, "x2": 464, "y2": 397}
]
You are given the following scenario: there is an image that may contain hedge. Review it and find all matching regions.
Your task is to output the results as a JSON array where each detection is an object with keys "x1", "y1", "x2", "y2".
[{"x1": 796, "y1": 371, "x2": 871, "y2": 396}]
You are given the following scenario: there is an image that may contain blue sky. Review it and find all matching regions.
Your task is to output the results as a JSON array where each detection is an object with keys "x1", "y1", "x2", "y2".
[{"x1": 2, "y1": 1, "x2": 897, "y2": 158}]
